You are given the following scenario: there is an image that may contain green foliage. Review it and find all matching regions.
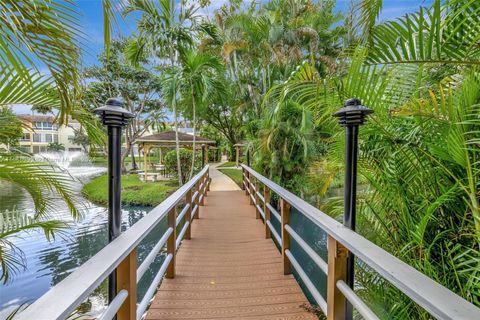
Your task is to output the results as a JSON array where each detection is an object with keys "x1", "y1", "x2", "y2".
[
  {"x1": 0, "y1": 107, "x2": 22, "y2": 148},
  {"x1": 82, "y1": 174, "x2": 177, "y2": 207},
  {"x1": 254, "y1": 99, "x2": 314, "y2": 193},
  {"x1": 164, "y1": 148, "x2": 201, "y2": 183},
  {"x1": 47, "y1": 143, "x2": 65, "y2": 152}
]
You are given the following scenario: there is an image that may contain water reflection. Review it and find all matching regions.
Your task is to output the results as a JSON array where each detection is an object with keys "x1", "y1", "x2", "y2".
[{"x1": 0, "y1": 164, "x2": 169, "y2": 318}]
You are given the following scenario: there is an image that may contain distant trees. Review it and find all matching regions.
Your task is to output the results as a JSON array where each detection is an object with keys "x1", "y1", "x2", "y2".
[
  {"x1": 0, "y1": 107, "x2": 23, "y2": 151},
  {"x1": 82, "y1": 39, "x2": 166, "y2": 173},
  {"x1": 47, "y1": 143, "x2": 65, "y2": 152}
]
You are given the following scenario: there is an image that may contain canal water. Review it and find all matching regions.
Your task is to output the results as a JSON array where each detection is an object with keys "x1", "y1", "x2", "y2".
[
  {"x1": 0, "y1": 162, "x2": 168, "y2": 318},
  {"x1": 0, "y1": 156, "x2": 330, "y2": 318}
]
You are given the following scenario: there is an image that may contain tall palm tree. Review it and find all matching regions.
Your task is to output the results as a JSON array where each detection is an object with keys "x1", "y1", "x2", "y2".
[
  {"x1": 124, "y1": 0, "x2": 201, "y2": 185},
  {"x1": 177, "y1": 50, "x2": 225, "y2": 178}
]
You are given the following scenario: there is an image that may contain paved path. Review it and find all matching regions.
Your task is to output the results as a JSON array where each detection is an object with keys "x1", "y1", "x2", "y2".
[
  {"x1": 209, "y1": 163, "x2": 241, "y2": 191},
  {"x1": 146, "y1": 191, "x2": 315, "y2": 319}
]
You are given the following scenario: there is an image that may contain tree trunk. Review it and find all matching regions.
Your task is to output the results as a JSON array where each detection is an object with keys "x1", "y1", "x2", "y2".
[
  {"x1": 121, "y1": 140, "x2": 132, "y2": 174},
  {"x1": 171, "y1": 49, "x2": 183, "y2": 186},
  {"x1": 130, "y1": 145, "x2": 137, "y2": 170},
  {"x1": 189, "y1": 82, "x2": 196, "y2": 179}
]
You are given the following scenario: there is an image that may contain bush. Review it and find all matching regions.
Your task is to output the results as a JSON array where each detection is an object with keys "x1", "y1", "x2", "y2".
[{"x1": 164, "y1": 148, "x2": 202, "y2": 183}]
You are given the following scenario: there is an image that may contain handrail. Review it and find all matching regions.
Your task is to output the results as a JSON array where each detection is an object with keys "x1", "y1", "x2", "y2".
[
  {"x1": 98, "y1": 289, "x2": 129, "y2": 320},
  {"x1": 241, "y1": 164, "x2": 480, "y2": 320},
  {"x1": 18, "y1": 165, "x2": 210, "y2": 320}
]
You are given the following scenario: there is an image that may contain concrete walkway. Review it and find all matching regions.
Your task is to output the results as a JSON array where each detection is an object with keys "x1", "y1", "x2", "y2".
[{"x1": 209, "y1": 163, "x2": 241, "y2": 191}]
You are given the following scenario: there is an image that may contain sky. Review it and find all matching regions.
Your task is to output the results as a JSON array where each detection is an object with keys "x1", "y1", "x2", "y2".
[{"x1": 13, "y1": 0, "x2": 432, "y2": 115}]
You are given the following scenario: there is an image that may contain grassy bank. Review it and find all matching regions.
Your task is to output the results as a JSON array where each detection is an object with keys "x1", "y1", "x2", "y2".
[
  {"x1": 218, "y1": 168, "x2": 242, "y2": 187},
  {"x1": 217, "y1": 161, "x2": 238, "y2": 168},
  {"x1": 82, "y1": 174, "x2": 177, "y2": 206}
]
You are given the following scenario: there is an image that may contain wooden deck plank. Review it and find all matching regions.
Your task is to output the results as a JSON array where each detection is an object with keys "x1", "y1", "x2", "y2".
[{"x1": 146, "y1": 191, "x2": 315, "y2": 320}]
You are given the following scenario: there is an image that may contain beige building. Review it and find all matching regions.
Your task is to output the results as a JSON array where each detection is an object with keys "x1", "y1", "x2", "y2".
[{"x1": 18, "y1": 115, "x2": 84, "y2": 154}]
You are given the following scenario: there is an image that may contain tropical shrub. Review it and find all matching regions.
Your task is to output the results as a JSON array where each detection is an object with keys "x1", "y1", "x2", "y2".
[{"x1": 165, "y1": 149, "x2": 201, "y2": 183}]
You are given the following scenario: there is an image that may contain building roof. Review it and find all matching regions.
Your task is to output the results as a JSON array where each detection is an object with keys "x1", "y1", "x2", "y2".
[
  {"x1": 136, "y1": 131, "x2": 216, "y2": 145},
  {"x1": 18, "y1": 115, "x2": 55, "y2": 123}
]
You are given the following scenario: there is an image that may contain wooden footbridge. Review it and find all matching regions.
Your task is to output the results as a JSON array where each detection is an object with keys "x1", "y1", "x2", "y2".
[{"x1": 18, "y1": 165, "x2": 480, "y2": 320}]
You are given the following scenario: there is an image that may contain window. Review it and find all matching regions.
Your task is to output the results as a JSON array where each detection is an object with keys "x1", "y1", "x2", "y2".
[
  {"x1": 33, "y1": 146, "x2": 40, "y2": 153},
  {"x1": 45, "y1": 134, "x2": 52, "y2": 143},
  {"x1": 54, "y1": 134, "x2": 58, "y2": 143},
  {"x1": 33, "y1": 133, "x2": 41, "y2": 142},
  {"x1": 21, "y1": 133, "x2": 30, "y2": 141},
  {"x1": 33, "y1": 121, "x2": 54, "y2": 130}
]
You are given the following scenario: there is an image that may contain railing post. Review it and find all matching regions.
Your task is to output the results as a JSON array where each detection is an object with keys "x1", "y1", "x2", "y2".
[
  {"x1": 200, "y1": 174, "x2": 205, "y2": 206},
  {"x1": 264, "y1": 186, "x2": 271, "y2": 239},
  {"x1": 185, "y1": 189, "x2": 192, "y2": 240},
  {"x1": 327, "y1": 235, "x2": 348, "y2": 320},
  {"x1": 255, "y1": 179, "x2": 260, "y2": 219},
  {"x1": 194, "y1": 180, "x2": 200, "y2": 219},
  {"x1": 166, "y1": 207, "x2": 176, "y2": 278},
  {"x1": 207, "y1": 168, "x2": 211, "y2": 192},
  {"x1": 249, "y1": 176, "x2": 254, "y2": 205},
  {"x1": 245, "y1": 170, "x2": 250, "y2": 196},
  {"x1": 241, "y1": 168, "x2": 245, "y2": 190},
  {"x1": 281, "y1": 198, "x2": 291, "y2": 275},
  {"x1": 116, "y1": 249, "x2": 137, "y2": 320}
]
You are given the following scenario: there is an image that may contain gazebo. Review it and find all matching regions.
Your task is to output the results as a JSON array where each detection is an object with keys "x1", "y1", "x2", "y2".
[{"x1": 135, "y1": 131, "x2": 216, "y2": 181}]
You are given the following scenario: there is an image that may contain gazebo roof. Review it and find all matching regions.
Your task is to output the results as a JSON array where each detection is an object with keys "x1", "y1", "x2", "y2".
[{"x1": 136, "y1": 131, "x2": 216, "y2": 145}]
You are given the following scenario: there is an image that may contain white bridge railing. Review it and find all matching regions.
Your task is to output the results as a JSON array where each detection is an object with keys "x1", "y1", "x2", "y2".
[{"x1": 17, "y1": 166, "x2": 210, "y2": 320}]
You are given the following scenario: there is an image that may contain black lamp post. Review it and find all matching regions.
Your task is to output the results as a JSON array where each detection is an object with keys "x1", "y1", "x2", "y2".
[
  {"x1": 201, "y1": 144, "x2": 205, "y2": 168},
  {"x1": 94, "y1": 98, "x2": 134, "y2": 304},
  {"x1": 246, "y1": 149, "x2": 250, "y2": 166},
  {"x1": 333, "y1": 98, "x2": 372, "y2": 319}
]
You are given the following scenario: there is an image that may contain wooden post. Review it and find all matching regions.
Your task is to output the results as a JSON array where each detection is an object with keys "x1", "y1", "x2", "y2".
[
  {"x1": 207, "y1": 169, "x2": 210, "y2": 191},
  {"x1": 116, "y1": 249, "x2": 137, "y2": 320},
  {"x1": 241, "y1": 168, "x2": 245, "y2": 190},
  {"x1": 264, "y1": 186, "x2": 271, "y2": 239},
  {"x1": 255, "y1": 179, "x2": 260, "y2": 219},
  {"x1": 200, "y1": 175, "x2": 205, "y2": 206},
  {"x1": 194, "y1": 180, "x2": 200, "y2": 219},
  {"x1": 185, "y1": 189, "x2": 192, "y2": 240},
  {"x1": 327, "y1": 235, "x2": 348, "y2": 320},
  {"x1": 249, "y1": 176, "x2": 254, "y2": 205},
  {"x1": 245, "y1": 171, "x2": 250, "y2": 196},
  {"x1": 206, "y1": 145, "x2": 209, "y2": 164},
  {"x1": 166, "y1": 207, "x2": 176, "y2": 278},
  {"x1": 281, "y1": 198, "x2": 291, "y2": 275}
]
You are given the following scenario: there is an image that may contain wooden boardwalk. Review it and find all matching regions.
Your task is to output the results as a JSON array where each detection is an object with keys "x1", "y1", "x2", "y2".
[{"x1": 146, "y1": 190, "x2": 315, "y2": 319}]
